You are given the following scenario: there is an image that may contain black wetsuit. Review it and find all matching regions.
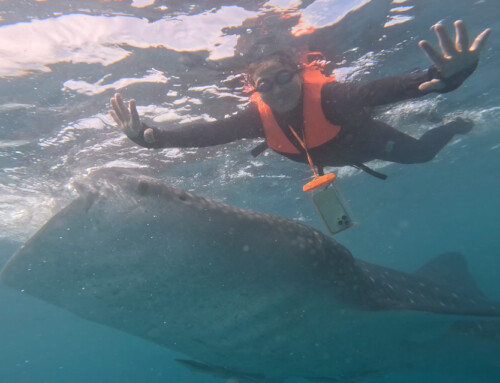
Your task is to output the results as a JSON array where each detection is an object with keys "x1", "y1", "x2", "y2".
[{"x1": 133, "y1": 67, "x2": 473, "y2": 177}]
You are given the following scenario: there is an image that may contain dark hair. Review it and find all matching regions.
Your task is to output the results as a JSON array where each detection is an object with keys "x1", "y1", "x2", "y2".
[{"x1": 246, "y1": 50, "x2": 299, "y2": 80}]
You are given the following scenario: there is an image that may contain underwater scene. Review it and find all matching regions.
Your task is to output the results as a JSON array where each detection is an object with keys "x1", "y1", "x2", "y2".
[{"x1": 1, "y1": 0, "x2": 499, "y2": 382}]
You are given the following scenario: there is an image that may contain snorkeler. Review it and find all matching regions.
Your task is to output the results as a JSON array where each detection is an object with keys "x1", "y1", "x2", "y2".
[{"x1": 110, "y1": 20, "x2": 491, "y2": 179}]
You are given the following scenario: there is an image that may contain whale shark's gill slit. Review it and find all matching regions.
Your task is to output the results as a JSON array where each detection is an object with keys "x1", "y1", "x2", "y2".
[
  {"x1": 84, "y1": 191, "x2": 98, "y2": 213},
  {"x1": 137, "y1": 180, "x2": 149, "y2": 196}
]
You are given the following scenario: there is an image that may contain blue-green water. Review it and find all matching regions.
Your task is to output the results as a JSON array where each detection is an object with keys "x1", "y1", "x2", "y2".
[{"x1": 1, "y1": 0, "x2": 499, "y2": 382}]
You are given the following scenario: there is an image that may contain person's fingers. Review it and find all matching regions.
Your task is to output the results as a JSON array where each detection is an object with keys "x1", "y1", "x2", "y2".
[
  {"x1": 111, "y1": 94, "x2": 127, "y2": 123},
  {"x1": 109, "y1": 110, "x2": 122, "y2": 127},
  {"x1": 144, "y1": 128, "x2": 156, "y2": 144},
  {"x1": 470, "y1": 28, "x2": 491, "y2": 52},
  {"x1": 454, "y1": 20, "x2": 469, "y2": 53},
  {"x1": 110, "y1": 97, "x2": 120, "y2": 121},
  {"x1": 418, "y1": 79, "x2": 445, "y2": 92},
  {"x1": 115, "y1": 93, "x2": 131, "y2": 122},
  {"x1": 434, "y1": 23, "x2": 455, "y2": 57},
  {"x1": 419, "y1": 40, "x2": 445, "y2": 67},
  {"x1": 129, "y1": 99, "x2": 141, "y2": 128},
  {"x1": 111, "y1": 93, "x2": 130, "y2": 123}
]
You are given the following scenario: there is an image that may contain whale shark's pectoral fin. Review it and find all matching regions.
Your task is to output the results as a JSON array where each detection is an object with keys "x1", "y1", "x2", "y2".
[
  {"x1": 305, "y1": 366, "x2": 388, "y2": 383},
  {"x1": 304, "y1": 376, "x2": 353, "y2": 382},
  {"x1": 176, "y1": 359, "x2": 279, "y2": 382},
  {"x1": 304, "y1": 367, "x2": 387, "y2": 383}
]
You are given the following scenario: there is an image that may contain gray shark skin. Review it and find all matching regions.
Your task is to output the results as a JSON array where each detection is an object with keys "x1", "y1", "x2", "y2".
[{"x1": 1, "y1": 168, "x2": 500, "y2": 382}]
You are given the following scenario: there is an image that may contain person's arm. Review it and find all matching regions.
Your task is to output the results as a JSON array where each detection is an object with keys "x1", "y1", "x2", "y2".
[
  {"x1": 323, "y1": 20, "x2": 490, "y2": 108},
  {"x1": 323, "y1": 70, "x2": 433, "y2": 108},
  {"x1": 110, "y1": 93, "x2": 263, "y2": 149}
]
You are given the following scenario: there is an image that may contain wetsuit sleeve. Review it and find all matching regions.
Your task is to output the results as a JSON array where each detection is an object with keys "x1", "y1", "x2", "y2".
[
  {"x1": 322, "y1": 65, "x2": 476, "y2": 109},
  {"x1": 129, "y1": 103, "x2": 264, "y2": 149},
  {"x1": 322, "y1": 69, "x2": 433, "y2": 108}
]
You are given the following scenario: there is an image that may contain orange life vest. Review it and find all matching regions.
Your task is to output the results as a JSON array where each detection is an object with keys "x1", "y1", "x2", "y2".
[{"x1": 250, "y1": 65, "x2": 341, "y2": 154}]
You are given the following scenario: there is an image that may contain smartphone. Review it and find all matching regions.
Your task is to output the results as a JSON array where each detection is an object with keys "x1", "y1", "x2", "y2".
[{"x1": 310, "y1": 185, "x2": 357, "y2": 235}]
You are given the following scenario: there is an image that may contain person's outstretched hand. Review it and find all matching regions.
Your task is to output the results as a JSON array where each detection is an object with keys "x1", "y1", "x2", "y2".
[
  {"x1": 110, "y1": 93, "x2": 156, "y2": 144},
  {"x1": 418, "y1": 20, "x2": 491, "y2": 92}
]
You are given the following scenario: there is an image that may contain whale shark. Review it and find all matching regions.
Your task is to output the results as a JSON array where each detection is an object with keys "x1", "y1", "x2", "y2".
[{"x1": 1, "y1": 168, "x2": 500, "y2": 382}]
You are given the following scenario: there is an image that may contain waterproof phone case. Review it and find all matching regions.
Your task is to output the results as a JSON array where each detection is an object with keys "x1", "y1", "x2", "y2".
[
  {"x1": 307, "y1": 180, "x2": 357, "y2": 235},
  {"x1": 289, "y1": 125, "x2": 357, "y2": 235}
]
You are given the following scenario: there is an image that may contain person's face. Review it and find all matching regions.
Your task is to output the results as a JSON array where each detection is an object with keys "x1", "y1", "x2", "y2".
[{"x1": 251, "y1": 60, "x2": 302, "y2": 113}]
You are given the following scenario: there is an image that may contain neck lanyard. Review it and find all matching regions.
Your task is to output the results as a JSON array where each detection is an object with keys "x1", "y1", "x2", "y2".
[{"x1": 287, "y1": 124, "x2": 319, "y2": 178}]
